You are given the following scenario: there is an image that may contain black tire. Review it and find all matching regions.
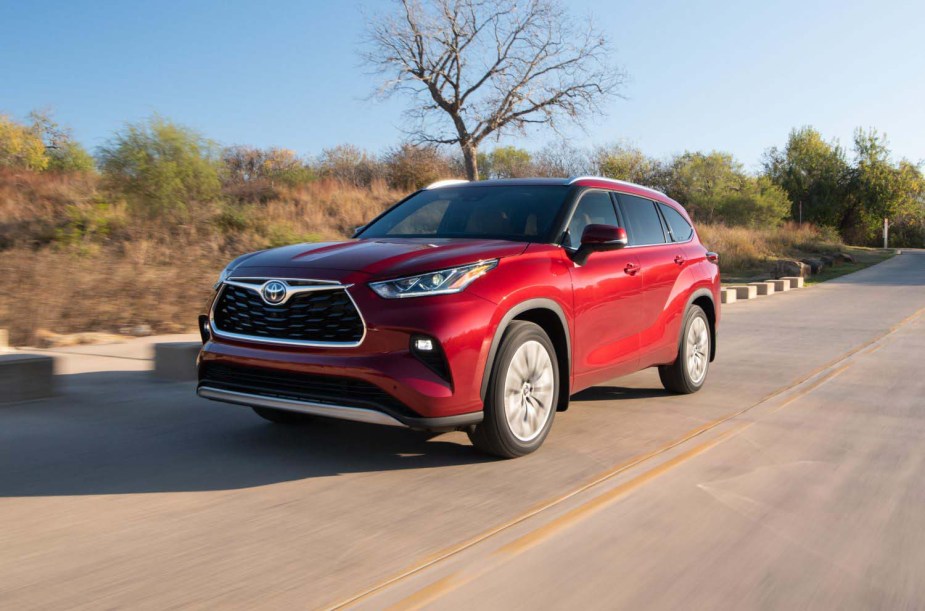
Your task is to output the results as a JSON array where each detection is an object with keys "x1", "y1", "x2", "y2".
[
  {"x1": 251, "y1": 406, "x2": 314, "y2": 424},
  {"x1": 659, "y1": 305, "x2": 711, "y2": 394},
  {"x1": 468, "y1": 321, "x2": 559, "y2": 458}
]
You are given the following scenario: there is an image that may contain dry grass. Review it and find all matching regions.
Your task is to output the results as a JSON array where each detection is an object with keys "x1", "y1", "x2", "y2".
[
  {"x1": 697, "y1": 222, "x2": 844, "y2": 279},
  {"x1": 0, "y1": 172, "x2": 401, "y2": 345},
  {"x1": 0, "y1": 170, "x2": 852, "y2": 346}
]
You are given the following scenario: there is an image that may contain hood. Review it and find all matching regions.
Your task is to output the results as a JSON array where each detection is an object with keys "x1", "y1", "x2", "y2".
[{"x1": 233, "y1": 238, "x2": 528, "y2": 278}]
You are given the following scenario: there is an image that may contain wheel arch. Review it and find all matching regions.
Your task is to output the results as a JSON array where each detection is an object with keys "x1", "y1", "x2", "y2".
[
  {"x1": 480, "y1": 299, "x2": 572, "y2": 412},
  {"x1": 686, "y1": 289, "x2": 717, "y2": 362}
]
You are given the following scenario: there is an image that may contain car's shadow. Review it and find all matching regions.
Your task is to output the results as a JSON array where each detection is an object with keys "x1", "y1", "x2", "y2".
[
  {"x1": 0, "y1": 371, "x2": 496, "y2": 498},
  {"x1": 1, "y1": 372, "x2": 676, "y2": 498},
  {"x1": 571, "y1": 385, "x2": 673, "y2": 402}
]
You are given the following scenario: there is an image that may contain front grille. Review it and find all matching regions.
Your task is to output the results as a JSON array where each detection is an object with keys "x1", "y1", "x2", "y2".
[
  {"x1": 213, "y1": 284, "x2": 364, "y2": 344},
  {"x1": 199, "y1": 362, "x2": 417, "y2": 417}
]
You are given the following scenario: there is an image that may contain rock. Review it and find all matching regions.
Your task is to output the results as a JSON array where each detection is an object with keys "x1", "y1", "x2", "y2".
[
  {"x1": 773, "y1": 259, "x2": 811, "y2": 279},
  {"x1": 801, "y1": 258, "x2": 826, "y2": 274},
  {"x1": 836, "y1": 252, "x2": 855, "y2": 264},
  {"x1": 820, "y1": 254, "x2": 836, "y2": 266}
]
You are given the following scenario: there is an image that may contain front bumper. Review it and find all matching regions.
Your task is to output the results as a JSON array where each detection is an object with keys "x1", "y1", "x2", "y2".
[
  {"x1": 198, "y1": 271, "x2": 499, "y2": 428},
  {"x1": 197, "y1": 386, "x2": 483, "y2": 430}
]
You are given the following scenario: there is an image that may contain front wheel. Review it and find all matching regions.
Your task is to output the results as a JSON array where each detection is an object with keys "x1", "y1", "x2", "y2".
[
  {"x1": 659, "y1": 305, "x2": 711, "y2": 394},
  {"x1": 468, "y1": 321, "x2": 559, "y2": 458}
]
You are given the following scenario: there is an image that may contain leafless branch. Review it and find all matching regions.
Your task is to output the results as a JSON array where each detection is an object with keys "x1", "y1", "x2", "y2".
[{"x1": 361, "y1": 0, "x2": 625, "y2": 179}]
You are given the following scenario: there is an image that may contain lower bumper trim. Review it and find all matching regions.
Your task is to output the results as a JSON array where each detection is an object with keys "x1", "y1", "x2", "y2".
[{"x1": 197, "y1": 386, "x2": 483, "y2": 430}]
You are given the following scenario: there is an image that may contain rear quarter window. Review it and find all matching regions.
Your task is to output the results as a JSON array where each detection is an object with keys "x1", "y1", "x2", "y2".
[{"x1": 658, "y1": 203, "x2": 694, "y2": 242}]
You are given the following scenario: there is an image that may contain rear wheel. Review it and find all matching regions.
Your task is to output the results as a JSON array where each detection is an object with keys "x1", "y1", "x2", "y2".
[
  {"x1": 251, "y1": 406, "x2": 314, "y2": 424},
  {"x1": 659, "y1": 305, "x2": 710, "y2": 394},
  {"x1": 468, "y1": 321, "x2": 558, "y2": 458}
]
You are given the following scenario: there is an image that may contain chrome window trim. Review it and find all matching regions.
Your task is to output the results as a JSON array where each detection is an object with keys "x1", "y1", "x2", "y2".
[
  {"x1": 209, "y1": 277, "x2": 368, "y2": 348},
  {"x1": 558, "y1": 188, "x2": 695, "y2": 250}
]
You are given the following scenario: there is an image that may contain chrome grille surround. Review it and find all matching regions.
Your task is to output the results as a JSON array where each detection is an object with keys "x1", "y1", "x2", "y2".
[{"x1": 209, "y1": 277, "x2": 367, "y2": 348}]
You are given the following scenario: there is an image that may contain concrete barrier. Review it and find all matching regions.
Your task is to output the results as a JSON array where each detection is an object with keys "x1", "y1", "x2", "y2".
[
  {"x1": 769, "y1": 279, "x2": 791, "y2": 292},
  {"x1": 153, "y1": 342, "x2": 201, "y2": 381},
  {"x1": 748, "y1": 281, "x2": 776, "y2": 296},
  {"x1": 0, "y1": 329, "x2": 8, "y2": 353},
  {"x1": 0, "y1": 354, "x2": 55, "y2": 402},
  {"x1": 720, "y1": 288, "x2": 737, "y2": 304},
  {"x1": 728, "y1": 285, "x2": 758, "y2": 300},
  {"x1": 781, "y1": 276, "x2": 804, "y2": 289}
]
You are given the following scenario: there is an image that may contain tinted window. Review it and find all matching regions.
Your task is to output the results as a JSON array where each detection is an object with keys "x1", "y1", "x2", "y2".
[
  {"x1": 360, "y1": 186, "x2": 568, "y2": 242},
  {"x1": 564, "y1": 191, "x2": 619, "y2": 249},
  {"x1": 659, "y1": 203, "x2": 694, "y2": 242},
  {"x1": 618, "y1": 194, "x2": 667, "y2": 245}
]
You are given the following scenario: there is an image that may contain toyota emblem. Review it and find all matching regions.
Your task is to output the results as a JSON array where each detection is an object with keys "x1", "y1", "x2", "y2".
[{"x1": 261, "y1": 280, "x2": 287, "y2": 305}]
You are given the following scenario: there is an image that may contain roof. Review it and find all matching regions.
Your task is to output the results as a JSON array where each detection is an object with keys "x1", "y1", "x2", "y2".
[{"x1": 424, "y1": 176, "x2": 666, "y2": 199}]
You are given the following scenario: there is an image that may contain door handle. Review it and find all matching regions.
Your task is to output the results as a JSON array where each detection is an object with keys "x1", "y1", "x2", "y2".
[
  {"x1": 624, "y1": 262, "x2": 640, "y2": 276},
  {"x1": 674, "y1": 255, "x2": 686, "y2": 266}
]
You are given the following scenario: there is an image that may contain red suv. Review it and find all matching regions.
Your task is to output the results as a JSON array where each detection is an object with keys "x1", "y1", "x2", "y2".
[{"x1": 197, "y1": 177, "x2": 720, "y2": 457}]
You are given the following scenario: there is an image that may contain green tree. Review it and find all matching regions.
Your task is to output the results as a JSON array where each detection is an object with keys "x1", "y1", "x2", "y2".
[
  {"x1": 594, "y1": 144, "x2": 670, "y2": 191},
  {"x1": 714, "y1": 176, "x2": 791, "y2": 227},
  {"x1": 846, "y1": 129, "x2": 923, "y2": 244},
  {"x1": 28, "y1": 110, "x2": 95, "y2": 172},
  {"x1": 481, "y1": 146, "x2": 533, "y2": 179},
  {"x1": 0, "y1": 114, "x2": 47, "y2": 171},
  {"x1": 762, "y1": 126, "x2": 848, "y2": 226},
  {"x1": 666, "y1": 151, "x2": 746, "y2": 222},
  {"x1": 98, "y1": 116, "x2": 221, "y2": 216}
]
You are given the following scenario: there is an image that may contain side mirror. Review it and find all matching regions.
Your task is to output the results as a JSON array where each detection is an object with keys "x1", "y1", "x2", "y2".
[
  {"x1": 581, "y1": 224, "x2": 628, "y2": 248},
  {"x1": 571, "y1": 224, "x2": 628, "y2": 265}
]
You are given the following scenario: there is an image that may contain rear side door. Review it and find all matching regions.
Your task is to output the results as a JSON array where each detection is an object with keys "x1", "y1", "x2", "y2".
[
  {"x1": 615, "y1": 193, "x2": 685, "y2": 360},
  {"x1": 564, "y1": 189, "x2": 644, "y2": 387}
]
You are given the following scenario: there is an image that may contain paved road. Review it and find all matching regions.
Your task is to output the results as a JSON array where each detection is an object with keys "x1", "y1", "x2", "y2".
[{"x1": 2, "y1": 251, "x2": 924, "y2": 609}]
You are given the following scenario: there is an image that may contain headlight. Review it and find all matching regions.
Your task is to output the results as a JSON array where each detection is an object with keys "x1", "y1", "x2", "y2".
[{"x1": 369, "y1": 260, "x2": 498, "y2": 299}]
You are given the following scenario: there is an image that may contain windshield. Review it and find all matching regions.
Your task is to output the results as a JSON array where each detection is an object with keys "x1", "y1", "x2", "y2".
[{"x1": 358, "y1": 185, "x2": 569, "y2": 242}]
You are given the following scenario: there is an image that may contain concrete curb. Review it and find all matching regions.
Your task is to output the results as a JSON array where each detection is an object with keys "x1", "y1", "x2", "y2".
[
  {"x1": 728, "y1": 285, "x2": 758, "y2": 300},
  {"x1": 0, "y1": 353, "x2": 55, "y2": 402},
  {"x1": 153, "y1": 342, "x2": 201, "y2": 382},
  {"x1": 748, "y1": 282, "x2": 776, "y2": 296},
  {"x1": 770, "y1": 279, "x2": 791, "y2": 292},
  {"x1": 720, "y1": 288, "x2": 737, "y2": 304},
  {"x1": 781, "y1": 276, "x2": 804, "y2": 289}
]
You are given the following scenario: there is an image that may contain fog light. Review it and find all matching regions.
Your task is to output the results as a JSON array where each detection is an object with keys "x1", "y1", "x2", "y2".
[{"x1": 414, "y1": 338, "x2": 434, "y2": 352}]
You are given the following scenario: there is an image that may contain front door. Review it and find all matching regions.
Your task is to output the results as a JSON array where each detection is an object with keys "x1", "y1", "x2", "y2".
[{"x1": 564, "y1": 189, "x2": 644, "y2": 388}]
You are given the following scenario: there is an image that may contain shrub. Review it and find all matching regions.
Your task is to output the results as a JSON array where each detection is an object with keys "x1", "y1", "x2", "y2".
[
  {"x1": 383, "y1": 143, "x2": 457, "y2": 190},
  {"x1": 98, "y1": 116, "x2": 221, "y2": 217},
  {"x1": 0, "y1": 114, "x2": 47, "y2": 171}
]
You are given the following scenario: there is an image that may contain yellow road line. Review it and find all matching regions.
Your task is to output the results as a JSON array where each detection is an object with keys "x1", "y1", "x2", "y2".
[
  {"x1": 329, "y1": 304, "x2": 925, "y2": 610},
  {"x1": 390, "y1": 424, "x2": 749, "y2": 609}
]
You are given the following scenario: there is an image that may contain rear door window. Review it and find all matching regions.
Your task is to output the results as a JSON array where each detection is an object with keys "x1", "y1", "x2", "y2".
[
  {"x1": 658, "y1": 203, "x2": 694, "y2": 242},
  {"x1": 617, "y1": 194, "x2": 667, "y2": 246}
]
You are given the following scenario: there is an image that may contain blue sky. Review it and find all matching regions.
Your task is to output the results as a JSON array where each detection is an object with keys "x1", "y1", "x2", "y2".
[{"x1": 2, "y1": 0, "x2": 923, "y2": 170}]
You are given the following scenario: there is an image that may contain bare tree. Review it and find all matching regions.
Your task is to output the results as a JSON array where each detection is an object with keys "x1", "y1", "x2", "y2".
[{"x1": 364, "y1": 0, "x2": 624, "y2": 180}]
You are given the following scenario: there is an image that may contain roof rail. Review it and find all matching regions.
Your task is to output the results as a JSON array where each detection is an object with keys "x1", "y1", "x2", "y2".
[
  {"x1": 567, "y1": 176, "x2": 665, "y2": 196},
  {"x1": 424, "y1": 179, "x2": 469, "y2": 190}
]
